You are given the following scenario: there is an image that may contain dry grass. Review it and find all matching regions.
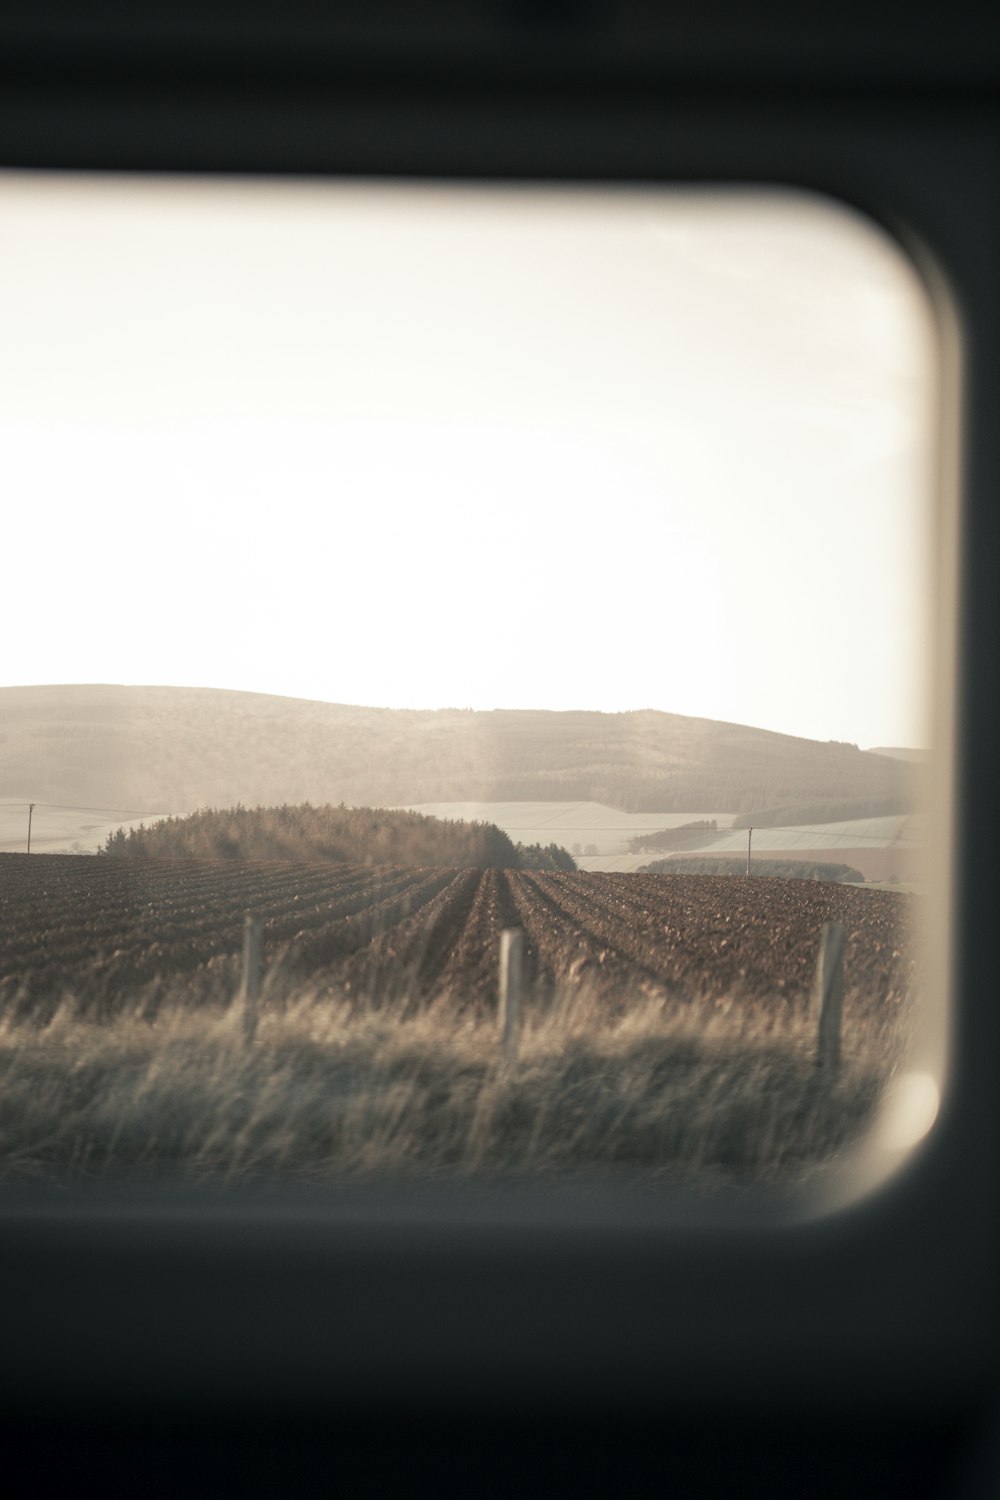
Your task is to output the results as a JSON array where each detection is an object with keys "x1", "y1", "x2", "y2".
[{"x1": 0, "y1": 971, "x2": 909, "y2": 1192}]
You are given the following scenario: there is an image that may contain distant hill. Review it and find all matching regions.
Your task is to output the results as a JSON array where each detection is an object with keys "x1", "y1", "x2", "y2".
[
  {"x1": 0, "y1": 684, "x2": 914, "y2": 818},
  {"x1": 867, "y1": 746, "x2": 927, "y2": 763}
]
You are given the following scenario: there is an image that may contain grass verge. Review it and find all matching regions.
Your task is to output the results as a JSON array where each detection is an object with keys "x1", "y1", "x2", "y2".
[{"x1": 0, "y1": 974, "x2": 909, "y2": 1192}]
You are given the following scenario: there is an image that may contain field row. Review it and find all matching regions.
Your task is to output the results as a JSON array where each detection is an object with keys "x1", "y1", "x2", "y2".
[{"x1": 0, "y1": 854, "x2": 914, "y2": 1023}]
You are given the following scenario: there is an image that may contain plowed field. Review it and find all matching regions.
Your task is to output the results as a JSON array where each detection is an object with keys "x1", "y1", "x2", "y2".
[
  {"x1": 0, "y1": 853, "x2": 913, "y2": 1021},
  {"x1": 0, "y1": 853, "x2": 920, "y2": 1187}
]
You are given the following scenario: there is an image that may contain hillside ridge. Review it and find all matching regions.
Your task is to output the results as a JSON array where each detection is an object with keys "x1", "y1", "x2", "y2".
[{"x1": 0, "y1": 683, "x2": 915, "y2": 818}]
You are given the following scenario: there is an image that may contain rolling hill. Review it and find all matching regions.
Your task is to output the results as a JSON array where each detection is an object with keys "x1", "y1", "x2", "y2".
[{"x1": 0, "y1": 684, "x2": 915, "y2": 821}]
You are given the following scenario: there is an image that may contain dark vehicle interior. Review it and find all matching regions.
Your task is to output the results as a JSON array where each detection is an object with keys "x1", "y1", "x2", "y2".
[{"x1": 1, "y1": 1, "x2": 998, "y2": 1493}]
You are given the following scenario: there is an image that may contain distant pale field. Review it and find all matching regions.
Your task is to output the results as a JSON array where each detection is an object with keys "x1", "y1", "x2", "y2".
[
  {"x1": 1, "y1": 798, "x2": 735, "y2": 858},
  {"x1": 574, "y1": 854, "x2": 667, "y2": 873},
  {"x1": 399, "y1": 802, "x2": 921, "y2": 873},
  {"x1": 1, "y1": 799, "x2": 922, "y2": 873},
  {"x1": 0, "y1": 803, "x2": 162, "y2": 855},
  {"x1": 397, "y1": 801, "x2": 739, "y2": 859},
  {"x1": 703, "y1": 814, "x2": 922, "y2": 853}
]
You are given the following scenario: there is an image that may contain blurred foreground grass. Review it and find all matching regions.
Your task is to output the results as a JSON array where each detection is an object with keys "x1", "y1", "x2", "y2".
[{"x1": 0, "y1": 974, "x2": 910, "y2": 1192}]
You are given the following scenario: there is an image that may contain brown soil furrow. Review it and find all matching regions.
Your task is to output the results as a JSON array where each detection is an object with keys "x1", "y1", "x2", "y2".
[
  {"x1": 269, "y1": 869, "x2": 456, "y2": 980},
  {"x1": 0, "y1": 865, "x2": 402, "y2": 979},
  {"x1": 426, "y1": 868, "x2": 520, "y2": 1011},
  {"x1": 0, "y1": 855, "x2": 914, "y2": 1029},
  {"x1": 537, "y1": 872, "x2": 912, "y2": 1016},
  {"x1": 329, "y1": 869, "x2": 483, "y2": 1007},
  {"x1": 608, "y1": 874, "x2": 913, "y2": 1014},
  {"x1": 531, "y1": 871, "x2": 779, "y2": 1007},
  {"x1": 527, "y1": 876, "x2": 716, "y2": 1002},
  {"x1": 506, "y1": 871, "x2": 675, "y2": 1008}
]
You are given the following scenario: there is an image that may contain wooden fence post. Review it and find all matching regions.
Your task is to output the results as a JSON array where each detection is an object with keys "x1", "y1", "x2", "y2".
[
  {"x1": 241, "y1": 914, "x2": 262, "y2": 1044},
  {"x1": 815, "y1": 921, "x2": 844, "y2": 1073},
  {"x1": 499, "y1": 928, "x2": 524, "y2": 1062}
]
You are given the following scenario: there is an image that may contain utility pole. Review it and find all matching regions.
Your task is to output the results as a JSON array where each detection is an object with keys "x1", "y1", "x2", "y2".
[
  {"x1": 27, "y1": 802, "x2": 34, "y2": 854},
  {"x1": 746, "y1": 825, "x2": 753, "y2": 876}
]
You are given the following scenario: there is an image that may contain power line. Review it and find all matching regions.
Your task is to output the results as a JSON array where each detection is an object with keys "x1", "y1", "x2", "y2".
[
  {"x1": 496, "y1": 822, "x2": 919, "y2": 843},
  {"x1": 0, "y1": 805, "x2": 920, "y2": 848},
  {"x1": 0, "y1": 805, "x2": 919, "y2": 836},
  {"x1": 629, "y1": 834, "x2": 917, "y2": 846},
  {"x1": 0, "y1": 801, "x2": 161, "y2": 816}
]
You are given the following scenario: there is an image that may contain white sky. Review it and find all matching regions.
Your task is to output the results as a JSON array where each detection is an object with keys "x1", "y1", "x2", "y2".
[{"x1": 0, "y1": 174, "x2": 936, "y2": 747}]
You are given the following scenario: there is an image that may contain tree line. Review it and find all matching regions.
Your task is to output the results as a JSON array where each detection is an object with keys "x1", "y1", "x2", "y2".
[
  {"x1": 730, "y1": 794, "x2": 913, "y2": 829},
  {"x1": 638, "y1": 856, "x2": 866, "y2": 883},
  {"x1": 626, "y1": 820, "x2": 718, "y2": 854},
  {"x1": 99, "y1": 803, "x2": 575, "y2": 871}
]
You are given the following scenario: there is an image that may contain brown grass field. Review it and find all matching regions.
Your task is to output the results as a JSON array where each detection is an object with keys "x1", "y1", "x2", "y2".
[{"x1": 0, "y1": 854, "x2": 916, "y2": 1191}]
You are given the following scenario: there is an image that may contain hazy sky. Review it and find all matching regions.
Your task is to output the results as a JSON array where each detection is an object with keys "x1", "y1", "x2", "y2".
[{"x1": 1, "y1": 174, "x2": 935, "y2": 747}]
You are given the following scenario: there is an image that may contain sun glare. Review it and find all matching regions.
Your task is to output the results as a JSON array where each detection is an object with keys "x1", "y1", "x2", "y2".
[{"x1": 0, "y1": 175, "x2": 933, "y2": 747}]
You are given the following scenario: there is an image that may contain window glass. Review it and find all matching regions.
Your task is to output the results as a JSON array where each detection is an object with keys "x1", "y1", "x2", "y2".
[{"x1": 0, "y1": 177, "x2": 940, "y2": 1200}]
